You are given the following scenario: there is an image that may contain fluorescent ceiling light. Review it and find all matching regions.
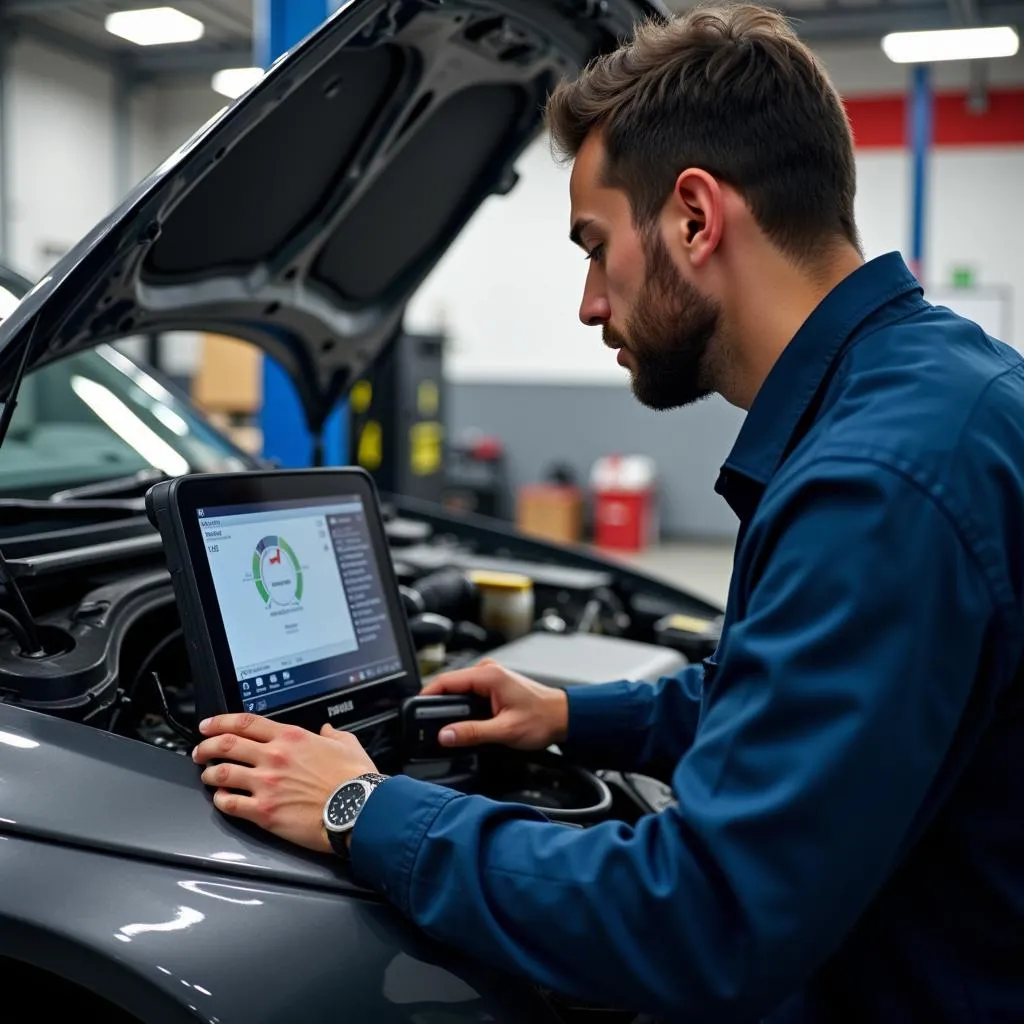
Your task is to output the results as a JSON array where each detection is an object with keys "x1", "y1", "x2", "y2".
[
  {"x1": 211, "y1": 67, "x2": 265, "y2": 99},
  {"x1": 882, "y1": 26, "x2": 1019, "y2": 63},
  {"x1": 105, "y1": 7, "x2": 204, "y2": 46}
]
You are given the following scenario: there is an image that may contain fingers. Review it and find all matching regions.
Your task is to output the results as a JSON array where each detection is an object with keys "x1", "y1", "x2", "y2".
[
  {"x1": 421, "y1": 660, "x2": 501, "y2": 697},
  {"x1": 199, "y1": 761, "x2": 258, "y2": 792},
  {"x1": 438, "y1": 715, "x2": 506, "y2": 749},
  {"x1": 210, "y1": 788, "x2": 264, "y2": 824},
  {"x1": 192, "y1": 734, "x2": 268, "y2": 767},
  {"x1": 199, "y1": 713, "x2": 281, "y2": 743}
]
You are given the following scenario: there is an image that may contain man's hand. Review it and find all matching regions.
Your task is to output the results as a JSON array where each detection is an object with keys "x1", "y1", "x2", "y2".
[
  {"x1": 191, "y1": 714, "x2": 379, "y2": 853},
  {"x1": 420, "y1": 658, "x2": 569, "y2": 751}
]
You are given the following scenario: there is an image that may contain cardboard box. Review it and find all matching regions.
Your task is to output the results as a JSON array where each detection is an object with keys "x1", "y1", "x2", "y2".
[
  {"x1": 516, "y1": 484, "x2": 583, "y2": 545},
  {"x1": 192, "y1": 333, "x2": 262, "y2": 414},
  {"x1": 204, "y1": 411, "x2": 263, "y2": 456}
]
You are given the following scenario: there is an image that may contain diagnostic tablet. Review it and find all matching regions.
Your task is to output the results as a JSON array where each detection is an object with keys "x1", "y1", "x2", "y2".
[{"x1": 146, "y1": 469, "x2": 420, "y2": 733}]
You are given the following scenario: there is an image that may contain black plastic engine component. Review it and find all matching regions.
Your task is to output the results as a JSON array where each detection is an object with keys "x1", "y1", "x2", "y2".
[
  {"x1": 474, "y1": 748, "x2": 613, "y2": 824},
  {"x1": 0, "y1": 571, "x2": 173, "y2": 720},
  {"x1": 408, "y1": 612, "x2": 454, "y2": 650},
  {"x1": 391, "y1": 561, "x2": 418, "y2": 586},
  {"x1": 394, "y1": 545, "x2": 614, "y2": 596},
  {"x1": 449, "y1": 620, "x2": 489, "y2": 652},
  {"x1": 532, "y1": 609, "x2": 568, "y2": 634},
  {"x1": 136, "y1": 714, "x2": 192, "y2": 756},
  {"x1": 385, "y1": 517, "x2": 433, "y2": 547},
  {"x1": 403, "y1": 567, "x2": 479, "y2": 621},
  {"x1": 653, "y1": 612, "x2": 721, "y2": 662}
]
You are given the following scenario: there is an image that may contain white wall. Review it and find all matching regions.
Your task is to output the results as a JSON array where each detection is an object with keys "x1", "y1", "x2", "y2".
[
  {"x1": 129, "y1": 86, "x2": 163, "y2": 186},
  {"x1": 4, "y1": 39, "x2": 117, "y2": 278},
  {"x1": 0, "y1": 38, "x2": 224, "y2": 283},
  {"x1": 139, "y1": 79, "x2": 226, "y2": 164},
  {"x1": 0, "y1": 47, "x2": 226, "y2": 380}
]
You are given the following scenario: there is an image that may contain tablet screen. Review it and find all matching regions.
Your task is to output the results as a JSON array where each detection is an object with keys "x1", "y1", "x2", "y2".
[{"x1": 197, "y1": 495, "x2": 403, "y2": 715}]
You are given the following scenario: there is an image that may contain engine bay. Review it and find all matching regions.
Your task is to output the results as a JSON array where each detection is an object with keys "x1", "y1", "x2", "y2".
[{"x1": 0, "y1": 496, "x2": 722, "y2": 827}]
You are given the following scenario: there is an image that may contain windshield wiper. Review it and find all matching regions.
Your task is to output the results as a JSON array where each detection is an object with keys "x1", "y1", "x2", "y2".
[{"x1": 49, "y1": 468, "x2": 169, "y2": 502}]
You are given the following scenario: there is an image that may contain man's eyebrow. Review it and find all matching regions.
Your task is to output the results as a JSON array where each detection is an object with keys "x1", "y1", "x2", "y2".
[{"x1": 569, "y1": 218, "x2": 593, "y2": 249}]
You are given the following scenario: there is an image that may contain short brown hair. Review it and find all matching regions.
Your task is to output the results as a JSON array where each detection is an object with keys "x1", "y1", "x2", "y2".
[{"x1": 546, "y1": 3, "x2": 860, "y2": 263}]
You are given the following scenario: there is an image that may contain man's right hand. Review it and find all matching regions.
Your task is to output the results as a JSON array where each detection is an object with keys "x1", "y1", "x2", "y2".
[{"x1": 419, "y1": 659, "x2": 569, "y2": 751}]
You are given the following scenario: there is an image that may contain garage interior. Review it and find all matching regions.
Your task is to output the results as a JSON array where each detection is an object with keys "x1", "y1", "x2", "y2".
[
  {"x1": 0, "y1": 1, "x2": 1023, "y2": 1019},
  {"x1": 0, "y1": 0, "x2": 1022, "y2": 610}
]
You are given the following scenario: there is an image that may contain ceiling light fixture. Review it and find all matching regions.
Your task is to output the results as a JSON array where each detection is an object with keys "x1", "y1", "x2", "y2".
[
  {"x1": 211, "y1": 67, "x2": 266, "y2": 99},
  {"x1": 882, "y1": 25, "x2": 1019, "y2": 63},
  {"x1": 104, "y1": 7, "x2": 205, "y2": 46}
]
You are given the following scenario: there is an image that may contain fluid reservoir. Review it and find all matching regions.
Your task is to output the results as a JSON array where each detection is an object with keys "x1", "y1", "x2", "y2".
[{"x1": 467, "y1": 570, "x2": 535, "y2": 640}]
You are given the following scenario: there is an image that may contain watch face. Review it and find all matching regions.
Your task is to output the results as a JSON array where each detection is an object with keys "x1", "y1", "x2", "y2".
[{"x1": 324, "y1": 781, "x2": 368, "y2": 833}]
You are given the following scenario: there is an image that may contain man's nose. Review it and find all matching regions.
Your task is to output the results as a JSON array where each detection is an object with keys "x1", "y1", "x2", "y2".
[{"x1": 579, "y1": 284, "x2": 611, "y2": 327}]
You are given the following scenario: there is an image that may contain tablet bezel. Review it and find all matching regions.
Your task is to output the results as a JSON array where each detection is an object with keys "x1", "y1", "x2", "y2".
[{"x1": 170, "y1": 468, "x2": 421, "y2": 733}]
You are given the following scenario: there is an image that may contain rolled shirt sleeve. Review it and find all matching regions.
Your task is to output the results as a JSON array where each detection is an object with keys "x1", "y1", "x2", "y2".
[{"x1": 350, "y1": 457, "x2": 994, "y2": 1022}]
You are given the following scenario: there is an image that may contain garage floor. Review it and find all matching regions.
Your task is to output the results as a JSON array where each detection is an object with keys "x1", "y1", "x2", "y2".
[{"x1": 602, "y1": 541, "x2": 735, "y2": 608}]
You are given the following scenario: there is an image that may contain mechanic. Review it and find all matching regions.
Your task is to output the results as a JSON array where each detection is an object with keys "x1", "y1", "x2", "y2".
[{"x1": 192, "y1": 5, "x2": 1024, "y2": 1022}]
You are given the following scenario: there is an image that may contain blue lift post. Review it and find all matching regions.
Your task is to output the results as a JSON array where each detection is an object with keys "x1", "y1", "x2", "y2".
[
  {"x1": 908, "y1": 62, "x2": 933, "y2": 283},
  {"x1": 253, "y1": 0, "x2": 347, "y2": 468}
]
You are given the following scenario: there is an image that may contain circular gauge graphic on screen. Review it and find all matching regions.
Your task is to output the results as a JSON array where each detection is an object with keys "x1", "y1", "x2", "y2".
[{"x1": 252, "y1": 535, "x2": 304, "y2": 608}]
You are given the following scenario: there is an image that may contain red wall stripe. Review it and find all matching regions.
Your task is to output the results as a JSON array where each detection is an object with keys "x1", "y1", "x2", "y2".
[{"x1": 844, "y1": 88, "x2": 1024, "y2": 148}]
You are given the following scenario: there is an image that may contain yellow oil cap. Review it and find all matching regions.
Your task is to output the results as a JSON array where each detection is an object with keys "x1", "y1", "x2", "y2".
[{"x1": 467, "y1": 570, "x2": 533, "y2": 592}]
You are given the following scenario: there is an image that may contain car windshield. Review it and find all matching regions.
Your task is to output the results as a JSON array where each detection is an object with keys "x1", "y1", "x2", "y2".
[{"x1": 0, "y1": 268, "x2": 249, "y2": 499}]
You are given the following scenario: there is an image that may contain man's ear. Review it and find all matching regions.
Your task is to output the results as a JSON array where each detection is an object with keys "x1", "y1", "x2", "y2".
[{"x1": 669, "y1": 168, "x2": 723, "y2": 267}]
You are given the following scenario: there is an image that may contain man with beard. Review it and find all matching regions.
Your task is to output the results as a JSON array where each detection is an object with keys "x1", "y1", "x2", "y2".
[{"x1": 192, "y1": 5, "x2": 1024, "y2": 1022}]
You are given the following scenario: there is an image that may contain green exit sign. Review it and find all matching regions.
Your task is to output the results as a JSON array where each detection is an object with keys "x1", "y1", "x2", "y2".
[{"x1": 951, "y1": 266, "x2": 976, "y2": 288}]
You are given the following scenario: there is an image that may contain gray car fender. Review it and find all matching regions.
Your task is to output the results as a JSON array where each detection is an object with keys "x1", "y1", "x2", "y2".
[{"x1": 0, "y1": 831, "x2": 560, "y2": 1024}]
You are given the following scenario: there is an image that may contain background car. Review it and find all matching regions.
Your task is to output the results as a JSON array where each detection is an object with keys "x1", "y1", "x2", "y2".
[{"x1": 0, "y1": 263, "x2": 255, "y2": 503}]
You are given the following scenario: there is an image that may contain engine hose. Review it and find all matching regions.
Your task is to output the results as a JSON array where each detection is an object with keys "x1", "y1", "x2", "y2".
[{"x1": 109, "y1": 628, "x2": 184, "y2": 733}]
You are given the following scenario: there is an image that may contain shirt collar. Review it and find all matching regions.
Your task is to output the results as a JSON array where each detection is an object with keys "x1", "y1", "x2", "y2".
[{"x1": 721, "y1": 251, "x2": 923, "y2": 490}]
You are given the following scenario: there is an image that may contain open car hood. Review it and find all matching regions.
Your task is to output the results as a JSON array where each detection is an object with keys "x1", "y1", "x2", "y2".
[{"x1": 0, "y1": 0, "x2": 663, "y2": 430}]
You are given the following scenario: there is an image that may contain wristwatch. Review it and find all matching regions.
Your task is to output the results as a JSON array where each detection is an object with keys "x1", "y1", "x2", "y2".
[{"x1": 322, "y1": 772, "x2": 390, "y2": 858}]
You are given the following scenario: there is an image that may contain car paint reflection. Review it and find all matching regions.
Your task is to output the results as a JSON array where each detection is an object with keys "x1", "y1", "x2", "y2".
[
  {"x1": 0, "y1": 730, "x2": 39, "y2": 750},
  {"x1": 178, "y1": 879, "x2": 266, "y2": 906},
  {"x1": 114, "y1": 904, "x2": 204, "y2": 943}
]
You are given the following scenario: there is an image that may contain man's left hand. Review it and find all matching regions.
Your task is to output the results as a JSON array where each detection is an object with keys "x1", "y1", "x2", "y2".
[{"x1": 192, "y1": 714, "x2": 380, "y2": 853}]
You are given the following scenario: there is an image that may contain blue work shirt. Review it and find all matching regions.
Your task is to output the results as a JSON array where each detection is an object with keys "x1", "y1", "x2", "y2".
[{"x1": 352, "y1": 252, "x2": 1024, "y2": 1023}]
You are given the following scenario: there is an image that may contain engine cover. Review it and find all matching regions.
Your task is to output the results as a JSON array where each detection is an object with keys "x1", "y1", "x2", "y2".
[{"x1": 473, "y1": 632, "x2": 687, "y2": 690}]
